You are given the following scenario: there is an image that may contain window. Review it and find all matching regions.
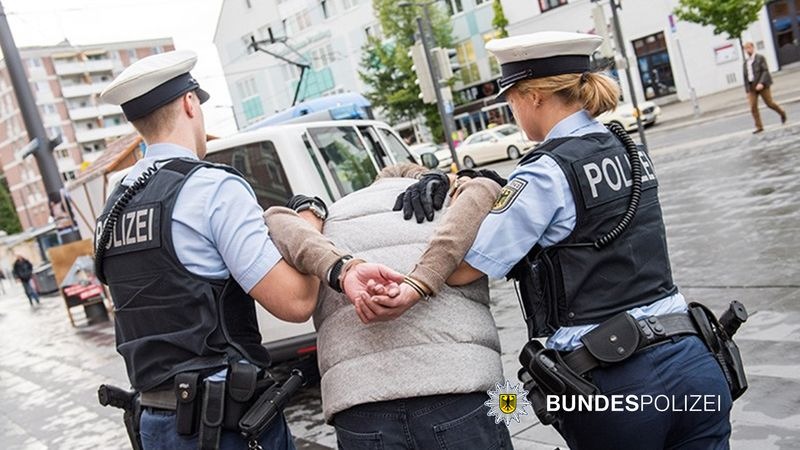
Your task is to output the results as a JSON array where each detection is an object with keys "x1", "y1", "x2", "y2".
[
  {"x1": 476, "y1": 0, "x2": 486, "y2": 4},
  {"x1": 242, "y1": 32, "x2": 255, "y2": 54},
  {"x1": 377, "y1": 128, "x2": 415, "y2": 164},
  {"x1": 321, "y1": 0, "x2": 330, "y2": 18},
  {"x1": 308, "y1": 126, "x2": 378, "y2": 196},
  {"x1": 127, "y1": 49, "x2": 138, "y2": 63},
  {"x1": 309, "y1": 44, "x2": 336, "y2": 69},
  {"x1": 446, "y1": 0, "x2": 464, "y2": 15},
  {"x1": 539, "y1": 0, "x2": 567, "y2": 13},
  {"x1": 341, "y1": 0, "x2": 358, "y2": 10},
  {"x1": 27, "y1": 57, "x2": 43, "y2": 68},
  {"x1": 456, "y1": 40, "x2": 480, "y2": 85},
  {"x1": 152, "y1": 46, "x2": 164, "y2": 54},
  {"x1": 483, "y1": 32, "x2": 502, "y2": 76},
  {"x1": 206, "y1": 141, "x2": 293, "y2": 209}
]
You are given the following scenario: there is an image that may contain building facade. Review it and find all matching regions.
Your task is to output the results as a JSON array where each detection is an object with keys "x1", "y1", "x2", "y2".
[
  {"x1": 214, "y1": 0, "x2": 379, "y2": 129},
  {"x1": 0, "y1": 38, "x2": 173, "y2": 230},
  {"x1": 213, "y1": 0, "x2": 791, "y2": 135}
]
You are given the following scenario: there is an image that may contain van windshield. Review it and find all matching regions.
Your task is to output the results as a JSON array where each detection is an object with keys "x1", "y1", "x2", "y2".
[
  {"x1": 308, "y1": 126, "x2": 378, "y2": 196},
  {"x1": 205, "y1": 140, "x2": 293, "y2": 209}
]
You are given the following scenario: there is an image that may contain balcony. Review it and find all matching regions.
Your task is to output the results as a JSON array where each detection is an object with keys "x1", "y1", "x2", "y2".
[
  {"x1": 68, "y1": 104, "x2": 123, "y2": 121},
  {"x1": 74, "y1": 123, "x2": 134, "y2": 143},
  {"x1": 60, "y1": 82, "x2": 106, "y2": 98},
  {"x1": 54, "y1": 59, "x2": 114, "y2": 76}
]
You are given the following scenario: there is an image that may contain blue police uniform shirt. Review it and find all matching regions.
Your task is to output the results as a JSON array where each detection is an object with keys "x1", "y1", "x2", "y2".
[
  {"x1": 121, "y1": 143, "x2": 282, "y2": 293},
  {"x1": 464, "y1": 110, "x2": 686, "y2": 351}
]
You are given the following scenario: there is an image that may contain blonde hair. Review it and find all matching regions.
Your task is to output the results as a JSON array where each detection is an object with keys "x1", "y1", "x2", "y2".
[
  {"x1": 130, "y1": 97, "x2": 183, "y2": 140},
  {"x1": 512, "y1": 72, "x2": 620, "y2": 117}
]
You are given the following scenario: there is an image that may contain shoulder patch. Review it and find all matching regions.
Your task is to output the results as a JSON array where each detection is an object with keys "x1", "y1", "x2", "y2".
[{"x1": 492, "y1": 178, "x2": 528, "y2": 214}]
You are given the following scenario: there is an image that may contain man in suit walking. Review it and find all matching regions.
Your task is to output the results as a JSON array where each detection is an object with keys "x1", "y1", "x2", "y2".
[{"x1": 744, "y1": 41, "x2": 787, "y2": 134}]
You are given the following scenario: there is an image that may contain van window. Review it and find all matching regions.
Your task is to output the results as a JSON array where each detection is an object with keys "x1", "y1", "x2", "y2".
[
  {"x1": 205, "y1": 140, "x2": 293, "y2": 209},
  {"x1": 377, "y1": 128, "x2": 416, "y2": 165},
  {"x1": 308, "y1": 126, "x2": 378, "y2": 196}
]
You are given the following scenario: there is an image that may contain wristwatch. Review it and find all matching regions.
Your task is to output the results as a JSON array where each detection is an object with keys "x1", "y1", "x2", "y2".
[
  {"x1": 296, "y1": 201, "x2": 328, "y2": 221},
  {"x1": 328, "y1": 255, "x2": 353, "y2": 293}
]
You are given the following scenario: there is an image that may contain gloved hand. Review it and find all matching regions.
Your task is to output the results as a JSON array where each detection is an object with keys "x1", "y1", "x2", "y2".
[
  {"x1": 392, "y1": 170, "x2": 450, "y2": 223},
  {"x1": 286, "y1": 194, "x2": 328, "y2": 219},
  {"x1": 456, "y1": 169, "x2": 507, "y2": 187}
]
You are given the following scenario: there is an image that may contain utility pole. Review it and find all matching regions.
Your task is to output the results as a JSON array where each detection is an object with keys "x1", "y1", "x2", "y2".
[
  {"x1": 415, "y1": 2, "x2": 459, "y2": 169},
  {"x1": 608, "y1": 0, "x2": 648, "y2": 148},
  {"x1": 0, "y1": 1, "x2": 80, "y2": 241}
]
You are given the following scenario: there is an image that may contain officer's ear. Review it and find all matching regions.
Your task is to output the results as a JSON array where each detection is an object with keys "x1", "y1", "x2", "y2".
[{"x1": 182, "y1": 92, "x2": 199, "y2": 119}]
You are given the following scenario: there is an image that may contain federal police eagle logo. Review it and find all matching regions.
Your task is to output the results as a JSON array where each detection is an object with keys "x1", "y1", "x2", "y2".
[{"x1": 485, "y1": 380, "x2": 531, "y2": 426}]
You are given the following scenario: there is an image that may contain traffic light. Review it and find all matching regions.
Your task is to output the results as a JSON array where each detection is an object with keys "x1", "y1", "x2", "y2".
[
  {"x1": 409, "y1": 42, "x2": 436, "y2": 104},
  {"x1": 432, "y1": 47, "x2": 460, "y2": 81}
]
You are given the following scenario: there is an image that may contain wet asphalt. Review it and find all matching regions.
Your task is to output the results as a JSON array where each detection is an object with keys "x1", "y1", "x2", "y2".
[{"x1": 1, "y1": 112, "x2": 799, "y2": 449}]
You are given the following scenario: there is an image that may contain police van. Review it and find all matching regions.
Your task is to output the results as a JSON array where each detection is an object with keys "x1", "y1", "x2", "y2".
[{"x1": 108, "y1": 120, "x2": 420, "y2": 363}]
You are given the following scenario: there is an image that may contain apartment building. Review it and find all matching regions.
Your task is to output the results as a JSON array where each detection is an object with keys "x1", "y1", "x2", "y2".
[{"x1": 0, "y1": 38, "x2": 173, "y2": 230}]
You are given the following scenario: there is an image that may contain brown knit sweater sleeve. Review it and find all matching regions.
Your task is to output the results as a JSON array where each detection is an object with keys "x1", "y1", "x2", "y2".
[
  {"x1": 408, "y1": 177, "x2": 501, "y2": 294},
  {"x1": 375, "y1": 163, "x2": 429, "y2": 181},
  {"x1": 263, "y1": 207, "x2": 345, "y2": 281}
]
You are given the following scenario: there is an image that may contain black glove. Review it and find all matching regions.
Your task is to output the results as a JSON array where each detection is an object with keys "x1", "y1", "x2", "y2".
[
  {"x1": 456, "y1": 169, "x2": 507, "y2": 187},
  {"x1": 392, "y1": 170, "x2": 450, "y2": 223},
  {"x1": 286, "y1": 194, "x2": 328, "y2": 220}
]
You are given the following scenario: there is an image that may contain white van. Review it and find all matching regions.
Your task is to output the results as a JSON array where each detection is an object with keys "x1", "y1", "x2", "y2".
[{"x1": 108, "y1": 120, "x2": 419, "y2": 363}]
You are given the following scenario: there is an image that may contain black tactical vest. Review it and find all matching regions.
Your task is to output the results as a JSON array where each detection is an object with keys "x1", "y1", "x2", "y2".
[
  {"x1": 95, "y1": 158, "x2": 270, "y2": 391},
  {"x1": 511, "y1": 132, "x2": 677, "y2": 336}
]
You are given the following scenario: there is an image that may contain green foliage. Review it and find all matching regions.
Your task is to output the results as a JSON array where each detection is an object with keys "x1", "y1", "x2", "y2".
[
  {"x1": 358, "y1": 0, "x2": 454, "y2": 141},
  {"x1": 0, "y1": 178, "x2": 22, "y2": 234},
  {"x1": 492, "y1": 0, "x2": 509, "y2": 38},
  {"x1": 673, "y1": 0, "x2": 765, "y2": 41}
]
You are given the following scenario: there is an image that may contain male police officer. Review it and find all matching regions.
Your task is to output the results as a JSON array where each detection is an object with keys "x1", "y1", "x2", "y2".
[{"x1": 95, "y1": 50, "x2": 403, "y2": 450}]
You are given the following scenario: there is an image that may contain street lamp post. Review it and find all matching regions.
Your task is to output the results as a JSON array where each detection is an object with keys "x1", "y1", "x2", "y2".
[
  {"x1": 607, "y1": 0, "x2": 648, "y2": 148},
  {"x1": 400, "y1": 1, "x2": 461, "y2": 170}
]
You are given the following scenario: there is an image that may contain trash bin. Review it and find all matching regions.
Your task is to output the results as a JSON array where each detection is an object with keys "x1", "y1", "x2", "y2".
[
  {"x1": 60, "y1": 255, "x2": 109, "y2": 326},
  {"x1": 33, "y1": 263, "x2": 59, "y2": 295}
]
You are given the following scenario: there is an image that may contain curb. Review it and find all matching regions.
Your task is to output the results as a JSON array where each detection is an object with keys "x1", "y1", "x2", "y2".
[{"x1": 653, "y1": 95, "x2": 800, "y2": 134}]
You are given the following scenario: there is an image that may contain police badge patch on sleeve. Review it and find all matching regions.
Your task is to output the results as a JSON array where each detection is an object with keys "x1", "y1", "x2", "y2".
[{"x1": 492, "y1": 178, "x2": 528, "y2": 214}]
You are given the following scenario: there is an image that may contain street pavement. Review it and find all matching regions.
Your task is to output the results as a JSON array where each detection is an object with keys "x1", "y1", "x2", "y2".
[{"x1": 2, "y1": 98, "x2": 800, "y2": 449}]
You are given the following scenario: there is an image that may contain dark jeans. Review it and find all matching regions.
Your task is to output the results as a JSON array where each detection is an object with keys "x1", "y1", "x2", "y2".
[
  {"x1": 21, "y1": 279, "x2": 39, "y2": 305},
  {"x1": 140, "y1": 408, "x2": 295, "y2": 450},
  {"x1": 556, "y1": 336, "x2": 732, "y2": 450},
  {"x1": 333, "y1": 392, "x2": 512, "y2": 450}
]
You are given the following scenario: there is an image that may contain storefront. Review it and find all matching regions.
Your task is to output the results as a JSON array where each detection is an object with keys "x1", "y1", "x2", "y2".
[
  {"x1": 632, "y1": 31, "x2": 678, "y2": 100},
  {"x1": 767, "y1": 0, "x2": 800, "y2": 67},
  {"x1": 453, "y1": 79, "x2": 514, "y2": 135}
]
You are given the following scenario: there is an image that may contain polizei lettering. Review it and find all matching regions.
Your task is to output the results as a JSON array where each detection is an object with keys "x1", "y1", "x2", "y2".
[
  {"x1": 95, "y1": 203, "x2": 161, "y2": 256},
  {"x1": 572, "y1": 150, "x2": 659, "y2": 208}
]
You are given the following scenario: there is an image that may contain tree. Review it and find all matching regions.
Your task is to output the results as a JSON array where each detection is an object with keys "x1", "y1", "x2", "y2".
[
  {"x1": 0, "y1": 178, "x2": 22, "y2": 234},
  {"x1": 492, "y1": 0, "x2": 509, "y2": 38},
  {"x1": 673, "y1": 0, "x2": 765, "y2": 43},
  {"x1": 359, "y1": 0, "x2": 454, "y2": 142}
]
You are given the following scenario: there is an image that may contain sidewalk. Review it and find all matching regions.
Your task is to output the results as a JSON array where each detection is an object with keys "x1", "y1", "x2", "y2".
[{"x1": 656, "y1": 64, "x2": 800, "y2": 132}]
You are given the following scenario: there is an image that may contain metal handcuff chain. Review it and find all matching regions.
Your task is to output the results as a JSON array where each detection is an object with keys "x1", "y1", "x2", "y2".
[{"x1": 94, "y1": 165, "x2": 159, "y2": 284}]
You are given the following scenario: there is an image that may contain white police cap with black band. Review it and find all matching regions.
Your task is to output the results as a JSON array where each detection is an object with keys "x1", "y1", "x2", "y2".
[
  {"x1": 486, "y1": 31, "x2": 603, "y2": 99},
  {"x1": 100, "y1": 50, "x2": 209, "y2": 121}
]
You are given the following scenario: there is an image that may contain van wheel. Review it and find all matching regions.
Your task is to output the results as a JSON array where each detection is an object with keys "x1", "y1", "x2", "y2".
[
  {"x1": 507, "y1": 146, "x2": 521, "y2": 159},
  {"x1": 463, "y1": 156, "x2": 476, "y2": 169}
]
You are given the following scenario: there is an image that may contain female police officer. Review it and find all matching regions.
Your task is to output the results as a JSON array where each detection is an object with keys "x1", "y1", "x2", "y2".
[{"x1": 388, "y1": 32, "x2": 733, "y2": 449}]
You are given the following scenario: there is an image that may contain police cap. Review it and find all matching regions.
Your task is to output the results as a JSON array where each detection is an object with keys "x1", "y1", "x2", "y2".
[
  {"x1": 486, "y1": 31, "x2": 603, "y2": 99},
  {"x1": 100, "y1": 50, "x2": 209, "y2": 121}
]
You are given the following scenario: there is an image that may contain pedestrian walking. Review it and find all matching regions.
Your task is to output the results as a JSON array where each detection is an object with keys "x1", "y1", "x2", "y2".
[
  {"x1": 95, "y1": 49, "x2": 403, "y2": 450},
  {"x1": 388, "y1": 31, "x2": 737, "y2": 449},
  {"x1": 743, "y1": 41, "x2": 787, "y2": 133},
  {"x1": 12, "y1": 254, "x2": 39, "y2": 306}
]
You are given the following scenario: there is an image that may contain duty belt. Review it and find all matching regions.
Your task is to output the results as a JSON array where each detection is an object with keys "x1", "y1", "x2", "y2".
[{"x1": 562, "y1": 312, "x2": 698, "y2": 376}]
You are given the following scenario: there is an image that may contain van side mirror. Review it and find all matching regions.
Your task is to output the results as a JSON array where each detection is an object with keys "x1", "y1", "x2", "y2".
[{"x1": 420, "y1": 153, "x2": 440, "y2": 169}]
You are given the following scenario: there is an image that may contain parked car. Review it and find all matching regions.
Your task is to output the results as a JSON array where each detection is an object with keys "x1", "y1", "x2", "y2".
[
  {"x1": 106, "y1": 120, "x2": 417, "y2": 363},
  {"x1": 408, "y1": 142, "x2": 453, "y2": 170},
  {"x1": 596, "y1": 101, "x2": 661, "y2": 132},
  {"x1": 457, "y1": 124, "x2": 536, "y2": 168}
]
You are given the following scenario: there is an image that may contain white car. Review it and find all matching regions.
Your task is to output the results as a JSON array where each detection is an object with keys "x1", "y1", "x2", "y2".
[
  {"x1": 107, "y1": 120, "x2": 416, "y2": 363},
  {"x1": 408, "y1": 142, "x2": 453, "y2": 170},
  {"x1": 457, "y1": 124, "x2": 536, "y2": 169},
  {"x1": 597, "y1": 101, "x2": 661, "y2": 132}
]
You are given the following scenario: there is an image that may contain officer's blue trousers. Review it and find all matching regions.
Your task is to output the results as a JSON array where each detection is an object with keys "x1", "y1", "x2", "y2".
[
  {"x1": 140, "y1": 408, "x2": 295, "y2": 450},
  {"x1": 555, "y1": 336, "x2": 732, "y2": 450}
]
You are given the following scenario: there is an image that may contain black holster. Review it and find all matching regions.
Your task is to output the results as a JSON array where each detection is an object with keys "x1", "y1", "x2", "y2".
[
  {"x1": 688, "y1": 301, "x2": 748, "y2": 400},
  {"x1": 97, "y1": 384, "x2": 143, "y2": 450}
]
